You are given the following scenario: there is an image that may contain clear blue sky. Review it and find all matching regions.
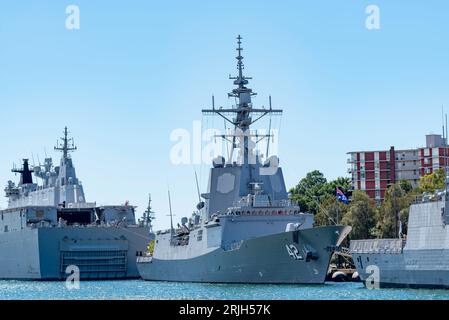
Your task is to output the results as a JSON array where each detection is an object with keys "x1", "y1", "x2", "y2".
[{"x1": 0, "y1": 1, "x2": 448, "y2": 230}]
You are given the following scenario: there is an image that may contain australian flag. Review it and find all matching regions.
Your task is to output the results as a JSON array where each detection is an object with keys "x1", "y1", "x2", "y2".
[{"x1": 336, "y1": 187, "x2": 349, "y2": 205}]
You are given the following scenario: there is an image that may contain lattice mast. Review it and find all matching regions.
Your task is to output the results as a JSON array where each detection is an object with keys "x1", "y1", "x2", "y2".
[
  {"x1": 202, "y1": 35, "x2": 282, "y2": 165},
  {"x1": 54, "y1": 126, "x2": 77, "y2": 161}
]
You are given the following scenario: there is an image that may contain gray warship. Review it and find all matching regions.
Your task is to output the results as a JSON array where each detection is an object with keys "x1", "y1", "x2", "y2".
[
  {"x1": 137, "y1": 36, "x2": 351, "y2": 284},
  {"x1": 0, "y1": 127, "x2": 151, "y2": 280},
  {"x1": 350, "y1": 187, "x2": 449, "y2": 288}
]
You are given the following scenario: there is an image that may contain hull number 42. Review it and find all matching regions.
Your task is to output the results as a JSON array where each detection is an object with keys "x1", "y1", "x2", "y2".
[{"x1": 286, "y1": 244, "x2": 304, "y2": 260}]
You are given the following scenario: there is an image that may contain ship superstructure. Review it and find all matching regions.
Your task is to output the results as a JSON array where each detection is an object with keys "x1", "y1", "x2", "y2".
[
  {"x1": 0, "y1": 127, "x2": 151, "y2": 280},
  {"x1": 6, "y1": 128, "x2": 87, "y2": 209},
  {"x1": 137, "y1": 36, "x2": 351, "y2": 284},
  {"x1": 351, "y1": 188, "x2": 449, "y2": 288}
]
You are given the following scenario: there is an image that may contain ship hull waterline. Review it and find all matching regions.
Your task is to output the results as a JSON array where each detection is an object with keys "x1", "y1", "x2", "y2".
[
  {"x1": 353, "y1": 250, "x2": 449, "y2": 289},
  {"x1": 137, "y1": 225, "x2": 350, "y2": 284}
]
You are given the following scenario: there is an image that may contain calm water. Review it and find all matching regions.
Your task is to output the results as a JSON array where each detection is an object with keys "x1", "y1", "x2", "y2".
[{"x1": 1, "y1": 280, "x2": 449, "y2": 300}]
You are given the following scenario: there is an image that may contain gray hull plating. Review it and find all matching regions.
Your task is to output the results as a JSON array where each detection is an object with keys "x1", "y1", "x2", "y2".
[
  {"x1": 353, "y1": 249, "x2": 449, "y2": 289},
  {"x1": 0, "y1": 226, "x2": 150, "y2": 280},
  {"x1": 138, "y1": 226, "x2": 348, "y2": 284},
  {"x1": 351, "y1": 198, "x2": 449, "y2": 289}
]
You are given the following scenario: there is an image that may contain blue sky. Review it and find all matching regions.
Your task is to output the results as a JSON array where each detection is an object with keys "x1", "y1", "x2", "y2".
[{"x1": 0, "y1": 1, "x2": 448, "y2": 229}]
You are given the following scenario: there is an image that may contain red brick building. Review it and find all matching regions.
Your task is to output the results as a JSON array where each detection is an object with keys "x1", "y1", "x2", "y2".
[
  {"x1": 419, "y1": 134, "x2": 449, "y2": 175},
  {"x1": 348, "y1": 134, "x2": 449, "y2": 203}
]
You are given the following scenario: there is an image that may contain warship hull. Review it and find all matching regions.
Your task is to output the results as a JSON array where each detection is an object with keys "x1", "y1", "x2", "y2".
[
  {"x1": 0, "y1": 226, "x2": 150, "y2": 280},
  {"x1": 350, "y1": 199, "x2": 449, "y2": 289},
  {"x1": 353, "y1": 249, "x2": 449, "y2": 289},
  {"x1": 137, "y1": 225, "x2": 349, "y2": 284}
]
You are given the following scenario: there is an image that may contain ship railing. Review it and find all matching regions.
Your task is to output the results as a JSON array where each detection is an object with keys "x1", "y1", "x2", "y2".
[
  {"x1": 137, "y1": 256, "x2": 152, "y2": 263},
  {"x1": 222, "y1": 240, "x2": 243, "y2": 252},
  {"x1": 27, "y1": 222, "x2": 140, "y2": 229},
  {"x1": 412, "y1": 190, "x2": 447, "y2": 204},
  {"x1": 350, "y1": 239, "x2": 405, "y2": 254},
  {"x1": 224, "y1": 207, "x2": 300, "y2": 216},
  {"x1": 233, "y1": 199, "x2": 296, "y2": 208}
]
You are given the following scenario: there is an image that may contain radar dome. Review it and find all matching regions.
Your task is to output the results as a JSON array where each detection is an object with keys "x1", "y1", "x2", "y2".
[{"x1": 213, "y1": 156, "x2": 225, "y2": 168}]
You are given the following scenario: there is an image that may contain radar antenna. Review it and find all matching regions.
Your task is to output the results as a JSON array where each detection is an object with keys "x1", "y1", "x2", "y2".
[
  {"x1": 202, "y1": 35, "x2": 282, "y2": 165},
  {"x1": 54, "y1": 127, "x2": 77, "y2": 161}
]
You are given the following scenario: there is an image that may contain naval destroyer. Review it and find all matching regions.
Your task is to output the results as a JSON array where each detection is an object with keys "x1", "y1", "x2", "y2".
[
  {"x1": 351, "y1": 186, "x2": 449, "y2": 288},
  {"x1": 137, "y1": 36, "x2": 351, "y2": 284},
  {"x1": 0, "y1": 127, "x2": 151, "y2": 280}
]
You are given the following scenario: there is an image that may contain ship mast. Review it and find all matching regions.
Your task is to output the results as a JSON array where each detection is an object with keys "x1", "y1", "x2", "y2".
[
  {"x1": 168, "y1": 188, "x2": 175, "y2": 237},
  {"x1": 143, "y1": 193, "x2": 156, "y2": 232},
  {"x1": 202, "y1": 35, "x2": 282, "y2": 165},
  {"x1": 54, "y1": 126, "x2": 77, "y2": 161}
]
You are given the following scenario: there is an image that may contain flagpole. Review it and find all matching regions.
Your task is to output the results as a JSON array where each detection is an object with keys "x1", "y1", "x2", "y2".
[{"x1": 336, "y1": 187, "x2": 339, "y2": 225}]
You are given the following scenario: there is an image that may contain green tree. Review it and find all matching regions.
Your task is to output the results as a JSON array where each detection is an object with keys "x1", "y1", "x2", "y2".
[
  {"x1": 341, "y1": 190, "x2": 377, "y2": 240},
  {"x1": 147, "y1": 239, "x2": 155, "y2": 255},
  {"x1": 315, "y1": 194, "x2": 349, "y2": 226},
  {"x1": 324, "y1": 177, "x2": 352, "y2": 195},
  {"x1": 290, "y1": 171, "x2": 351, "y2": 215},
  {"x1": 399, "y1": 180, "x2": 413, "y2": 193},
  {"x1": 417, "y1": 168, "x2": 445, "y2": 193},
  {"x1": 290, "y1": 170, "x2": 327, "y2": 214},
  {"x1": 374, "y1": 183, "x2": 411, "y2": 238}
]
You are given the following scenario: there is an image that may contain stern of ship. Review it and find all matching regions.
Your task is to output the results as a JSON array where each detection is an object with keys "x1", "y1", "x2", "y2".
[{"x1": 37, "y1": 226, "x2": 151, "y2": 280}]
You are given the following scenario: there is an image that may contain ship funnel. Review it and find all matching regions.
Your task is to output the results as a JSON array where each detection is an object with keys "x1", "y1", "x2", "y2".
[{"x1": 12, "y1": 159, "x2": 34, "y2": 185}]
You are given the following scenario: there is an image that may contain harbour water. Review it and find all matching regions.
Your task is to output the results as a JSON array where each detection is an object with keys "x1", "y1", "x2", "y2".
[{"x1": 1, "y1": 280, "x2": 449, "y2": 300}]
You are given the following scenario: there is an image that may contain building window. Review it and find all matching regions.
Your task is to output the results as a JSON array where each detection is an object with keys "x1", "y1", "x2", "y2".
[
  {"x1": 424, "y1": 148, "x2": 430, "y2": 157},
  {"x1": 375, "y1": 190, "x2": 381, "y2": 199},
  {"x1": 433, "y1": 148, "x2": 440, "y2": 157},
  {"x1": 432, "y1": 157, "x2": 440, "y2": 165}
]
